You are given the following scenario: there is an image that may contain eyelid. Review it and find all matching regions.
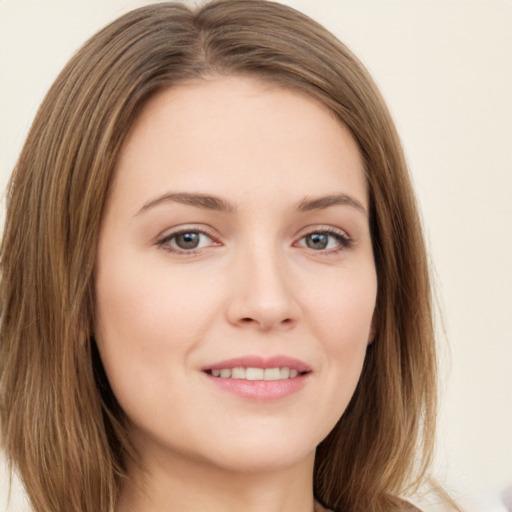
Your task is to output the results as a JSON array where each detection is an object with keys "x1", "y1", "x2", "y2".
[
  {"x1": 155, "y1": 223, "x2": 353, "y2": 256},
  {"x1": 156, "y1": 225, "x2": 221, "y2": 254},
  {"x1": 294, "y1": 225, "x2": 353, "y2": 252}
]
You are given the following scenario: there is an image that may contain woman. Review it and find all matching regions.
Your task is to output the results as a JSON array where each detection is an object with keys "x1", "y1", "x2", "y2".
[{"x1": 0, "y1": 1, "x2": 440, "y2": 511}]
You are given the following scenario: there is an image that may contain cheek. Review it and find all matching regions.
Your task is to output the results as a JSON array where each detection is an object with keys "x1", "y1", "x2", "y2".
[
  {"x1": 302, "y1": 270, "x2": 376, "y2": 421},
  {"x1": 305, "y1": 267, "x2": 377, "y2": 348},
  {"x1": 92, "y1": 247, "x2": 219, "y2": 414},
  {"x1": 95, "y1": 247, "x2": 219, "y2": 345},
  {"x1": 321, "y1": 302, "x2": 372, "y2": 387}
]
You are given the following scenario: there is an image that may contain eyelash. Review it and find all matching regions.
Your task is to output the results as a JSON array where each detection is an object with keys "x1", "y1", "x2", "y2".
[
  {"x1": 157, "y1": 228, "x2": 219, "y2": 255},
  {"x1": 156, "y1": 227, "x2": 353, "y2": 255},
  {"x1": 296, "y1": 228, "x2": 353, "y2": 254}
]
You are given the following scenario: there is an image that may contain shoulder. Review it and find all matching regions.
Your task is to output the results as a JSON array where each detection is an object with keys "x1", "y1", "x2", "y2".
[
  {"x1": 403, "y1": 504, "x2": 423, "y2": 512},
  {"x1": 398, "y1": 499, "x2": 423, "y2": 511},
  {"x1": 314, "y1": 499, "x2": 423, "y2": 512}
]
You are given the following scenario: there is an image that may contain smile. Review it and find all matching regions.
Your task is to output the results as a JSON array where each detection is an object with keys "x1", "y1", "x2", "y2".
[
  {"x1": 203, "y1": 356, "x2": 312, "y2": 400},
  {"x1": 208, "y1": 367, "x2": 301, "y2": 380}
]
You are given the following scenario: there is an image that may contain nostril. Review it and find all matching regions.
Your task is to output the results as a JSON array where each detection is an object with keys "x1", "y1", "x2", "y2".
[{"x1": 238, "y1": 317, "x2": 294, "y2": 328}]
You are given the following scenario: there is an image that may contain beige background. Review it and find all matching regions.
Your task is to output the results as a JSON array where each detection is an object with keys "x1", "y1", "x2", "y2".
[{"x1": 1, "y1": 1, "x2": 511, "y2": 510}]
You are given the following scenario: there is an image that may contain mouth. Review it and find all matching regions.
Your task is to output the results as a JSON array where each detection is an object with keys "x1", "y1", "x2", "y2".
[
  {"x1": 202, "y1": 356, "x2": 312, "y2": 400},
  {"x1": 205, "y1": 367, "x2": 306, "y2": 380}
]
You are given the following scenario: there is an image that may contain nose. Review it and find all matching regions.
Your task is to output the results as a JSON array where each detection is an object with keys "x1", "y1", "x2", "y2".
[{"x1": 226, "y1": 244, "x2": 301, "y2": 331}]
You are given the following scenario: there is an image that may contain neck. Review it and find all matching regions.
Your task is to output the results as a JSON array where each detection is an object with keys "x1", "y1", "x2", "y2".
[{"x1": 116, "y1": 448, "x2": 316, "y2": 512}]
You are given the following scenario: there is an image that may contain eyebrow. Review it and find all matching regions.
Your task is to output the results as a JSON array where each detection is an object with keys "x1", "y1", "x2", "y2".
[
  {"x1": 296, "y1": 193, "x2": 367, "y2": 215},
  {"x1": 136, "y1": 192, "x2": 237, "y2": 215},
  {"x1": 136, "y1": 191, "x2": 367, "y2": 216}
]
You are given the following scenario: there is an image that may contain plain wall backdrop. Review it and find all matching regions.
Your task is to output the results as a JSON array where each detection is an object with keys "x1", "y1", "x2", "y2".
[{"x1": 1, "y1": 1, "x2": 511, "y2": 510}]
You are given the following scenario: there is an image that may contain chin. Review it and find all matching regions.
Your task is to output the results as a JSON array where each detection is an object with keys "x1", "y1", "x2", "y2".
[
  {"x1": 200, "y1": 440, "x2": 316, "y2": 474},
  {"x1": 134, "y1": 419, "x2": 322, "y2": 476}
]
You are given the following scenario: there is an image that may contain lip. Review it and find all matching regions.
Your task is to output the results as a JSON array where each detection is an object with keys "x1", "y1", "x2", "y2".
[
  {"x1": 202, "y1": 355, "x2": 312, "y2": 373},
  {"x1": 202, "y1": 355, "x2": 312, "y2": 401}
]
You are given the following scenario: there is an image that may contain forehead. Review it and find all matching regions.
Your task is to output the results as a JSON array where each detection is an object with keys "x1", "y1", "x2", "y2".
[{"x1": 112, "y1": 76, "x2": 367, "y2": 212}]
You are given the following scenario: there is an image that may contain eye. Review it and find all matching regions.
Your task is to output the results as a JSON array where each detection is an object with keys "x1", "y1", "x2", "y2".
[
  {"x1": 297, "y1": 230, "x2": 352, "y2": 252},
  {"x1": 158, "y1": 229, "x2": 216, "y2": 253}
]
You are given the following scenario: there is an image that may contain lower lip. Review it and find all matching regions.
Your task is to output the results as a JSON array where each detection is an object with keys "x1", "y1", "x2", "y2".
[{"x1": 204, "y1": 373, "x2": 309, "y2": 400}]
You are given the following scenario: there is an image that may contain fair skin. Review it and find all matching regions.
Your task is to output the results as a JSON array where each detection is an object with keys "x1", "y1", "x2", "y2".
[{"x1": 94, "y1": 76, "x2": 377, "y2": 512}]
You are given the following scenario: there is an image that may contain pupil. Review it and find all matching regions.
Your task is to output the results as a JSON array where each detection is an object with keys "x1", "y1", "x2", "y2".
[
  {"x1": 176, "y1": 232, "x2": 199, "y2": 249},
  {"x1": 307, "y1": 233, "x2": 328, "y2": 250}
]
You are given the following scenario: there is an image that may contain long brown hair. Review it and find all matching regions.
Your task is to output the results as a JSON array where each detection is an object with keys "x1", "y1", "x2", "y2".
[{"x1": 1, "y1": 2, "x2": 437, "y2": 511}]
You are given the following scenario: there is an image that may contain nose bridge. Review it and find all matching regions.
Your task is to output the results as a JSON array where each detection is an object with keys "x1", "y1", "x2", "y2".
[{"x1": 227, "y1": 237, "x2": 299, "y2": 330}]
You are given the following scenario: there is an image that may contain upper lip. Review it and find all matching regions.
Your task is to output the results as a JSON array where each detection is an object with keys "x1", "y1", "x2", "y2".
[{"x1": 203, "y1": 355, "x2": 312, "y2": 373}]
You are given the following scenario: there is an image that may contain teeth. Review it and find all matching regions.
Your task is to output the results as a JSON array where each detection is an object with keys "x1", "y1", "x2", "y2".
[
  {"x1": 246, "y1": 367, "x2": 263, "y2": 380},
  {"x1": 232, "y1": 367, "x2": 245, "y2": 379},
  {"x1": 264, "y1": 368, "x2": 281, "y2": 380},
  {"x1": 279, "y1": 367, "x2": 290, "y2": 379},
  {"x1": 210, "y1": 367, "x2": 302, "y2": 380}
]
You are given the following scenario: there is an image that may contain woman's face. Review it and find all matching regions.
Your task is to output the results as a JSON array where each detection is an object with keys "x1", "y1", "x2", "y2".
[{"x1": 94, "y1": 77, "x2": 377, "y2": 474}]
